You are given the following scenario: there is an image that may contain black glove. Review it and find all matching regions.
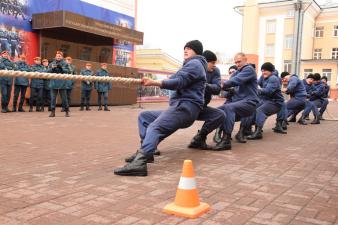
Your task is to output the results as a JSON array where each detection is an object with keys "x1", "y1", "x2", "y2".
[{"x1": 224, "y1": 87, "x2": 235, "y2": 95}]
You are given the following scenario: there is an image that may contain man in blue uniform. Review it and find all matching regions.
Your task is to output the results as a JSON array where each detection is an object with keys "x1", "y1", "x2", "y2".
[
  {"x1": 247, "y1": 63, "x2": 284, "y2": 140},
  {"x1": 212, "y1": 52, "x2": 259, "y2": 150},
  {"x1": 42, "y1": 59, "x2": 51, "y2": 111},
  {"x1": 188, "y1": 50, "x2": 225, "y2": 150},
  {"x1": 30, "y1": 57, "x2": 45, "y2": 112},
  {"x1": 63, "y1": 57, "x2": 76, "y2": 112},
  {"x1": 114, "y1": 40, "x2": 207, "y2": 176},
  {"x1": 13, "y1": 55, "x2": 30, "y2": 112},
  {"x1": 48, "y1": 51, "x2": 71, "y2": 117},
  {"x1": 95, "y1": 63, "x2": 112, "y2": 111},
  {"x1": 0, "y1": 50, "x2": 15, "y2": 113},
  {"x1": 80, "y1": 63, "x2": 93, "y2": 111},
  {"x1": 319, "y1": 76, "x2": 329, "y2": 120}
]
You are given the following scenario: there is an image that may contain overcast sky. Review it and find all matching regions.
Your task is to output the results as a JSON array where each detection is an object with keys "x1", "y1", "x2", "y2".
[{"x1": 136, "y1": 0, "x2": 243, "y2": 62}]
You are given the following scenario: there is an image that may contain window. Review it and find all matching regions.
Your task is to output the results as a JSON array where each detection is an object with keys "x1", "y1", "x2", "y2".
[
  {"x1": 284, "y1": 61, "x2": 292, "y2": 73},
  {"x1": 287, "y1": 10, "x2": 295, "y2": 17},
  {"x1": 313, "y1": 49, "x2": 322, "y2": 60},
  {"x1": 322, "y1": 69, "x2": 332, "y2": 82},
  {"x1": 285, "y1": 35, "x2": 293, "y2": 49},
  {"x1": 304, "y1": 69, "x2": 313, "y2": 77},
  {"x1": 332, "y1": 48, "x2": 338, "y2": 59},
  {"x1": 266, "y1": 20, "x2": 276, "y2": 34},
  {"x1": 265, "y1": 44, "x2": 275, "y2": 57},
  {"x1": 334, "y1": 25, "x2": 338, "y2": 37},
  {"x1": 315, "y1": 26, "x2": 324, "y2": 37}
]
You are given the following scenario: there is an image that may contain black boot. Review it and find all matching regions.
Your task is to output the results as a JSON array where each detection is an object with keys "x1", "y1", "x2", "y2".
[
  {"x1": 86, "y1": 104, "x2": 91, "y2": 111},
  {"x1": 49, "y1": 110, "x2": 55, "y2": 117},
  {"x1": 243, "y1": 126, "x2": 253, "y2": 136},
  {"x1": 154, "y1": 149, "x2": 161, "y2": 156},
  {"x1": 297, "y1": 115, "x2": 307, "y2": 125},
  {"x1": 247, "y1": 126, "x2": 263, "y2": 140},
  {"x1": 311, "y1": 115, "x2": 320, "y2": 124},
  {"x1": 125, "y1": 150, "x2": 154, "y2": 163},
  {"x1": 98, "y1": 106, "x2": 102, "y2": 111},
  {"x1": 115, "y1": 151, "x2": 148, "y2": 176},
  {"x1": 65, "y1": 109, "x2": 70, "y2": 117},
  {"x1": 212, "y1": 128, "x2": 223, "y2": 144},
  {"x1": 12, "y1": 101, "x2": 17, "y2": 112},
  {"x1": 212, "y1": 134, "x2": 231, "y2": 151},
  {"x1": 104, "y1": 106, "x2": 110, "y2": 111},
  {"x1": 288, "y1": 114, "x2": 296, "y2": 122},
  {"x1": 318, "y1": 113, "x2": 325, "y2": 120},
  {"x1": 281, "y1": 120, "x2": 288, "y2": 130},
  {"x1": 235, "y1": 125, "x2": 246, "y2": 143},
  {"x1": 272, "y1": 120, "x2": 287, "y2": 134},
  {"x1": 188, "y1": 130, "x2": 209, "y2": 149}
]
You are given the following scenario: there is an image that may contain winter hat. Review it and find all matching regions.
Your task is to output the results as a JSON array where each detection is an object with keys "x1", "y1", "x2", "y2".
[
  {"x1": 261, "y1": 62, "x2": 275, "y2": 72},
  {"x1": 184, "y1": 40, "x2": 203, "y2": 55},
  {"x1": 202, "y1": 50, "x2": 217, "y2": 62},
  {"x1": 280, "y1": 71, "x2": 290, "y2": 79}
]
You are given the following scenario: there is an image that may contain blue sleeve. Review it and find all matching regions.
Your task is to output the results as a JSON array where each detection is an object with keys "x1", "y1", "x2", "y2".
[
  {"x1": 286, "y1": 77, "x2": 298, "y2": 94},
  {"x1": 258, "y1": 76, "x2": 264, "y2": 88},
  {"x1": 223, "y1": 66, "x2": 256, "y2": 89},
  {"x1": 161, "y1": 59, "x2": 204, "y2": 90},
  {"x1": 260, "y1": 76, "x2": 279, "y2": 97},
  {"x1": 206, "y1": 68, "x2": 221, "y2": 95},
  {"x1": 311, "y1": 84, "x2": 324, "y2": 97}
]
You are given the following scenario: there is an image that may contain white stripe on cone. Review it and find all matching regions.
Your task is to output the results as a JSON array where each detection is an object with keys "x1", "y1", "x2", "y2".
[{"x1": 178, "y1": 177, "x2": 197, "y2": 190}]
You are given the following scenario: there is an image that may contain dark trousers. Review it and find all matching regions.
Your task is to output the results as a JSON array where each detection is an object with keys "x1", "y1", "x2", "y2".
[
  {"x1": 138, "y1": 101, "x2": 201, "y2": 155},
  {"x1": 1, "y1": 83, "x2": 12, "y2": 109},
  {"x1": 97, "y1": 91, "x2": 108, "y2": 107},
  {"x1": 13, "y1": 85, "x2": 27, "y2": 109},
  {"x1": 43, "y1": 89, "x2": 51, "y2": 108},
  {"x1": 276, "y1": 101, "x2": 287, "y2": 121},
  {"x1": 30, "y1": 87, "x2": 43, "y2": 109},
  {"x1": 302, "y1": 100, "x2": 320, "y2": 117},
  {"x1": 320, "y1": 98, "x2": 329, "y2": 114},
  {"x1": 286, "y1": 97, "x2": 306, "y2": 117},
  {"x1": 218, "y1": 99, "x2": 257, "y2": 135},
  {"x1": 66, "y1": 89, "x2": 72, "y2": 107},
  {"x1": 252, "y1": 100, "x2": 282, "y2": 127},
  {"x1": 196, "y1": 106, "x2": 226, "y2": 134},
  {"x1": 51, "y1": 89, "x2": 68, "y2": 111},
  {"x1": 81, "y1": 90, "x2": 92, "y2": 107}
]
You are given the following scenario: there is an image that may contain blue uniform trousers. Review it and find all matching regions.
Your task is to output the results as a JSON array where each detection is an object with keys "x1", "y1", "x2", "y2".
[
  {"x1": 253, "y1": 100, "x2": 282, "y2": 127},
  {"x1": 43, "y1": 89, "x2": 51, "y2": 108},
  {"x1": 302, "y1": 100, "x2": 320, "y2": 117},
  {"x1": 1, "y1": 83, "x2": 12, "y2": 109},
  {"x1": 66, "y1": 89, "x2": 72, "y2": 107},
  {"x1": 30, "y1": 87, "x2": 43, "y2": 108},
  {"x1": 97, "y1": 91, "x2": 108, "y2": 106},
  {"x1": 13, "y1": 85, "x2": 27, "y2": 108},
  {"x1": 196, "y1": 106, "x2": 226, "y2": 134},
  {"x1": 276, "y1": 101, "x2": 287, "y2": 121},
  {"x1": 286, "y1": 98, "x2": 306, "y2": 117},
  {"x1": 319, "y1": 98, "x2": 329, "y2": 114},
  {"x1": 51, "y1": 89, "x2": 68, "y2": 110},
  {"x1": 138, "y1": 101, "x2": 201, "y2": 155},
  {"x1": 218, "y1": 99, "x2": 257, "y2": 135},
  {"x1": 81, "y1": 90, "x2": 92, "y2": 106}
]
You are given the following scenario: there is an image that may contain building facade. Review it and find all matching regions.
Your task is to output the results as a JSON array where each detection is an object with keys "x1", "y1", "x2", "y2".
[{"x1": 236, "y1": 0, "x2": 338, "y2": 95}]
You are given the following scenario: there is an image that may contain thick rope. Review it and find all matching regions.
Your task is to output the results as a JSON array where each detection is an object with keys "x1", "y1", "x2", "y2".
[{"x1": 0, "y1": 70, "x2": 141, "y2": 86}]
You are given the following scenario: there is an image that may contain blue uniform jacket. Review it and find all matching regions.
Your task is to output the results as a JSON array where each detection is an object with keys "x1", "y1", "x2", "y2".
[
  {"x1": 204, "y1": 67, "x2": 221, "y2": 106},
  {"x1": 95, "y1": 69, "x2": 112, "y2": 92},
  {"x1": 30, "y1": 64, "x2": 45, "y2": 88},
  {"x1": 161, "y1": 55, "x2": 207, "y2": 109},
  {"x1": 222, "y1": 64, "x2": 259, "y2": 103},
  {"x1": 48, "y1": 59, "x2": 70, "y2": 89},
  {"x1": 286, "y1": 75, "x2": 307, "y2": 99},
  {"x1": 322, "y1": 84, "x2": 330, "y2": 98},
  {"x1": 66, "y1": 64, "x2": 76, "y2": 89},
  {"x1": 309, "y1": 81, "x2": 325, "y2": 101},
  {"x1": 302, "y1": 79, "x2": 313, "y2": 98},
  {"x1": 80, "y1": 69, "x2": 93, "y2": 91},
  {"x1": 14, "y1": 60, "x2": 30, "y2": 86},
  {"x1": 0, "y1": 57, "x2": 15, "y2": 85},
  {"x1": 258, "y1": 74, "x2": 284, "y2": 103}
]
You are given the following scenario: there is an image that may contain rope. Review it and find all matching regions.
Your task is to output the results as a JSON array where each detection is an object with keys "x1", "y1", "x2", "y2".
[{"x1": 0, "y1": 70, "x2": 142, "y2": 87}]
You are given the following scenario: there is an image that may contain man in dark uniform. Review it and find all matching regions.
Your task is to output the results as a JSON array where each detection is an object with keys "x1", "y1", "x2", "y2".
[
  {"x1": 13, "y1": 54, "x2": 30, "y2": 112},
  {"x1": 212, "y1": 52, "x2": 259, "y2": 151},
  {"x1": 63, "y1": 56, "x2": 76, "y2": 112},
  {"x1": 319, "y1": 76, "x2": 329, "y2": 120},
  {"x1": 188, "y1": 50, "x2": 225, "y2": 150},
  {"x1": 95, "y1": 63, "x2": 111, "y2": 111},
  {"x1": 48, "y1": 51, "x2": 71, "y2": 117},
  {"x1": 114, "y1": 40, "x2": 207, "y2": 176},
  {"x1": 30, "y1": 57, "x2": 45, "y2": 112},
  {"x1": 80, "y1": 63, "x2": 93, "y2": 111},
  {"x1": 41, "y1": 59, "x2": 51, "y2": 111},
  {"x1": 0, "y1": 50, "x2": 15, "y2": 113},
  {"x1": 247, "y1": 62, "x2": 284, "y2": 140}
]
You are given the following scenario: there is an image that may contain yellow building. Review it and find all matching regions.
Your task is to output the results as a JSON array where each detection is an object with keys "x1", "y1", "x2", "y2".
[{"x1": 236, "y1": 0, "x2": 338, "y2": 97}]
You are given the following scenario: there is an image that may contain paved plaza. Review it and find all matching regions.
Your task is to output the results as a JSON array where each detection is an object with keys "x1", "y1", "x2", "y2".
[{"x1": 1, "y1": 101, "x2": 338, "y2": 225}]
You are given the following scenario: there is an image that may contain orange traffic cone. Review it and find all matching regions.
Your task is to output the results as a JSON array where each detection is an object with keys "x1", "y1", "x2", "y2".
[{"x1": 163, "y1": 160, "x2": 209, "y2": 218}]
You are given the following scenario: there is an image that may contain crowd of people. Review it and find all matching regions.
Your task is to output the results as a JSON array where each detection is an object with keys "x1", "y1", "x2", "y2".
[
  {"x1": 113, "y1": 40, "x2": 331, "y2": 176},
  {"x1": 0, "y1": 50, "x2": 112, "y2": 117}
]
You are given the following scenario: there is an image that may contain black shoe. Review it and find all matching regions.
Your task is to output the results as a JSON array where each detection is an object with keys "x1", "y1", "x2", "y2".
[
  {"x1": 272, "y1": 121, "x2": 287, "y2": 134},
  {"x1": 12, "y1": 107, "x2": 17, "y2": 112},
  {"x1": 125, "y1": 150, "x2": 154, "y2": 163},
  {"x1": 247, "y1": 126, "x2": 263, "y2": 140},
  {"x1": 48, "y1": 107, "x2": 51, "y2": 112},
  {"x1": 281, "y1": 120, "x2": 288, "y2": 130},
  {"x1": 288, "y1": 115, "x2": 296, "y2": 122},
  {"x1": 49, "y1": 110, "x2": 55, "y2": 117},
  {"x1": 104, "y1": 107, "x2": 110, "y2": 111},
  {"x1": 18, "y1": 107, "x2": 25, "y2": 112},
  {"x1": 235, "y1": 125, "x2": 247, "y2": 143},
  {"x1": 318, "y1": 114, "x2": 325, "y2": 120},
  {"x1": 212, "y1": 134, "x2": 231, "y2": 151},
  {"x1": 212, "y1": 128, "x2": 223, "y2": 144},
  {"x1": 86, "y1": 107, "x2": 91, "y2": 111},
  {"x1": 188, "y1": 130, "x2": 209, "y2": 150},
  {"x1": 154, "y1": 149, "x2": 161, "y2": 156},
  {"x1": 65, "y1": 111, "x2": 70, "y2": 117},
  {"x1": 115, "y1": 151, "x2": 148, "y2": 176},
  {"x1": 297, "y1": 116, "x2": 307, "y2": 125},
  {"x1": 98, "y1": 106, "x2": 102, "y2": 111},
  {"x1": 80, "y1": 107, "x2": 84, "y2": 111},
  {"x1": 243, "y1": 126, "x2": 253, "y2": 136},
  {"x1": 311, "y1": 116, "x2": 320, "y2": 124},
  {"x1": 61, "y1": 108, "x2": 65, "y2": 112}
]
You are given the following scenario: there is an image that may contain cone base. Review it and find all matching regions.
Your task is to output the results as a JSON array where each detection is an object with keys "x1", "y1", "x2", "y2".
[{"x1": 163, "y1": 202, "x2": 209, "y2": 219}]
